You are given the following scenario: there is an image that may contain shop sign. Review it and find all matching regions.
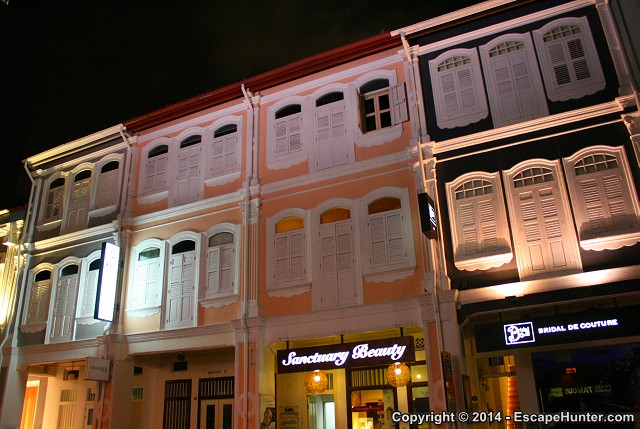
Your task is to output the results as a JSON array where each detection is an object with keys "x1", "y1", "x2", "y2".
[
  {"x1": 475, "y1": 306, "x2": 640, "y2": 352},
  {"x1": 277, "y1": 336, "x2": 415, "y2": 374},
  {"x1": 86, "y1": 357, "x2": 110, "y2": 381}
]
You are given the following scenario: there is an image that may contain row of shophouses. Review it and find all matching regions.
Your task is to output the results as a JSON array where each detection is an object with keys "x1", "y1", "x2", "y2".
[{"x1": 1, "y1": 0, "x2": 640, "y2": 428}]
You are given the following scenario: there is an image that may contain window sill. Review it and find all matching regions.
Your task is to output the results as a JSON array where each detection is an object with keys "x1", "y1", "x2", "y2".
[
  {"x1": 76, "y1": 316, "x2": 102, "y2": 326},
  {"x1": 363, "y1": 266, "x2": 416, "y2": 283},
  {"x1": 126, "y1": 306, "x2": 161, "y2": 318},
  {"x1": 580, "y1": 230, "x2": 640, "y2": 251},
  {"x1": 200, "y1": 293, "x2": 239, "y2": 309},
  {"x1": 267, "y1": 282, "x2": 311, "y2": 298},
  {"x1": 36, "y1": 219, "x2": 62, "y2": 232},
  {"x1": 355, "y1": 124, "x2": 402, "y2": 148},
  {"x1": 454, "y1": 250, "x2": 513, "y2": 271},
  {"x1": 138, "y1": 190, "x2": 169, "y2": 205},
  {"x1": 89, "y1": 204, "x2": 118, "y2": 218},
  {"x1": 266, "y1": 152, "x2": 307, "y2": 170},
  {"x1": 20, "y1": 322, "x2": 46, "y2": 333},
  {"x1": 204, "y1": 171, "x2": 241, "y2": 187}
]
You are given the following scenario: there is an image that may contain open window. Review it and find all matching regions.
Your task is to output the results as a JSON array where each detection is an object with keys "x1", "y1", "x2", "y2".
[{"x1": 357, "y1": 79, "x2": 408, "y2": 133}]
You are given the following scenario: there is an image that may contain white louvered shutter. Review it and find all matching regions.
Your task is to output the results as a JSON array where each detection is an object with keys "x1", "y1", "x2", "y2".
[
  {"x1": 166, "y1": 253, "x2": 195, "y2": 327},
  {"x1": 95, "y1": 168, "x2": 118, "y2": 209},
  {"x1": 27, "y1": 280, "x2": 51, "y2": 324},
  {"x1": 176, "y1": 145, "x2": 201, "y2": 204},
  {"x1": 390, "y1": 83, "x2": 408, "y2": 125},
  {"x1": 275, "y1": 115, "x2": 302, "y2": 156},
  {"x1": 577, "y1": 172, "x2": 635, "y2": 235},
  {"x1": 274, "y1": 230, "x2": 305, "y2": 285},
  {"x1": 368, "y1": 210, "x2": 406, "y2": 268},
  {"x1": 66, "y1": 178, "x2": 91, "y2": 232},
  {"x1": 78, "y1": 268, "x2": 99, "y2": 319},
  {"x1": 335, "y1": 221, "x2": 356, "y2": 305},
  {"x1": 316, "y1": 102, "x2": 348, "y2": 170},
  {"x1": 50, "y1": 274, "x2": 79, "y2": 342},
  {"x1": 319, "y1": 224, "x2": 339, "y2": 307}
]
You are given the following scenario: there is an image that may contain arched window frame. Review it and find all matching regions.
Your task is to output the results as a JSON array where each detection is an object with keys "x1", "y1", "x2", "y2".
[
  {"x1": 61, "y1": 163, "x2": 94, "y2": 235},
  {"x1": 138, "y1": 139, "x2": 171, "y2": 205},
  {"x1": 90, "y1": 153, "x2": 124, "y2": 216},
  {"x1": 479, "y1": 33, "x2": 549, "y2": 128},
  {"x1": 352, "y1": 70, "x2": 408, "y2": 147},
  {"x1": 533, "y1": 16, "x2": 605, "y2": 102},
  {"x1": 310, "y1": 198, "x2": 362, "y2": 310},
  {"x1": 38, "y1": 173, "x2": 68, "y2": 231},
  {"x1": 266, "y1": 96, "x2": 309, "y2": 170},
  {"x1": 204, "y1": 116, "x2": 243, "y2": 186},
  {"x1": 164, "y1": 231, "x2": 200, "y2": 329},
  {"x1": 503, "y1": 159, "x2": 582, "y2": 280},
  {"x1": 46, "y1": 256, "x2": 82, "y2": 344},
  {"x1": 562, "y1": 145, "x2": 640, "y2": 250},
  {"x1": 76, "y1": 250, "x2": 103, "y2": 327},
  {"x1": 21, "y1": 263, "x2": 55, "y2": 333},
  {"x1": 201, "y1": 223, "x2": 241, "y2": 308},
  {"x1": 266, "y1": 208, "x2": 311, "y2": 298},
  {"x1": 126, "y1": 238, "x2": 166, "y2": 318},
  {"x1": 172, "y1": 127, "x2": 205, "y2": 207},
  {"x1": 428, "y1": 48, "x2": 489, "y2": 129},
  {"x1": 446, "y1": 172, "x2": 513, "y2": 271},
  {"x1": 358, "y1": 187, "x2": 417, "y2": 281}
]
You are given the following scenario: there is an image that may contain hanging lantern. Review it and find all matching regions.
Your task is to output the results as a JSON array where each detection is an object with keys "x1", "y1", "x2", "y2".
[
  {"x1": 304, "y1": 370, "x2": 328, "y2": 394},
  {"x1": 386, "y1": 362, "x2": 411, "y2": 387}
]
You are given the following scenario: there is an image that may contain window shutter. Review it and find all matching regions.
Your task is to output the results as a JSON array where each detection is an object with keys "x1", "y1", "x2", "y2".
[
  {"x1": 357, "y1": 92, "x2": 367, "y2": 133},
  {"x1": 51, "y1": 274, "x2": 78, "y2": 342},
  {"x1": 316, "y1": 107, "x2": 333, "y2": 170},
  {"x1": 212, "y1": 134, "x2": 237, "y2": 177},
  {"x1": 78, "y1": 269, "x2": 99, "y2": 318},
  {"x1": 66, "y1": 179, "x2": 91, "y2": 232},
  {"x1": 166, "y1": 255, "x2": 183, "y2": 324},
  {"x1": 166, "y1": 253, "x2": 195, "y2": 327},
  {"x1": 274, "y1": 234, "x2": 290, "y2": 284},
  {"x1": 330, "y1": 106, "x2": 348, "y2": 166},
  {"x1": 577, "y1": 173, "x2": 634, "y2": 235},
  {"x1": 335, "y1": 221, "x2": 356, "y2": 305},
  {"x1": 28, "y1": 280, "x2": 51, "y2": 324},
  {"x1": 144, "y1": 159, "x2": 156, "y2": 193},
  {"x1": 390, "y1": 83, "x2": 408, "y2": 125},
  {"x1": 219, "y1": 244, "x2": 234, "y2": 295},
  {"x1": 288, "y1": 116, "x2": 302, "y2": 154},
  {"x1": 274, "y1": 119, "x2": 289, "y2": 156},
  {"x1": 95, "y1": 169, "x2": 118, "y2": 209},
  {"x1": 368, "y1": 213, "x2": 388, "y2": 267},
  {"x1": 146, "y1": 260, "x2": 161, "y2": 306},
  {"x1": 319, "y1": 224, "x2": 339, "y2": 307},
  {"x1": 206, "y1": 247, "x2": 220, "y2": 296},
  {"x1": 224, "y1": 135, "x2": 237, "y2": 172},
  {"x1": 176, "y1": 145, "x2": 201, "y2": 204}
]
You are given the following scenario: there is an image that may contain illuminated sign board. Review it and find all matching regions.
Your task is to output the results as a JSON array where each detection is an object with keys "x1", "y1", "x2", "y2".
[
  {"x1": 277, "y1": 336, "x2": 415, "y2": 374},
  {"x1": 95, "y1": 242, "x2": 119, "y2": 322},
  {"x1": 475, "y1": 306, "x2": 640, "y2": 352},
  {"x1": 418, "y1": 193, "x2": 437, "y2": 239}
]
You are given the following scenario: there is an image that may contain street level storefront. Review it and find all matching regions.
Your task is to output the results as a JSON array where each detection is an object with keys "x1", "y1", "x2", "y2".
[
  {"x1": 469, "y1": 304, "x2": 640, "y2": 428},
  {"x1": 272, "y1": 332, "x2": 428, "y2": 429}
]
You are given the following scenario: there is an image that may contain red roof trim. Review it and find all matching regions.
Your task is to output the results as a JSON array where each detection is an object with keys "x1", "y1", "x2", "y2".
[{"x1": 125, "y1": 32, "x2": 400, "y2": 132}]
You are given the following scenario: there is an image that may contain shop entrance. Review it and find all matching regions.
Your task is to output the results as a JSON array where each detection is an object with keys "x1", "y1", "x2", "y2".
[
  {"x1": 199, "y1": 399, "x2": 233, "y2": 429},
  {"x1": 308, "y1": 394, "x2": 335, "y2": 429}
]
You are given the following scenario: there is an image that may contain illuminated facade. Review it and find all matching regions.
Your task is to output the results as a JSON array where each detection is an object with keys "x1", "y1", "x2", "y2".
[
  {"x1": 1, "y1": 1, "x2": 639, "y2": 428},
  {"x1": 398, "y1": 0, "x2": 640, "y2": 424}
]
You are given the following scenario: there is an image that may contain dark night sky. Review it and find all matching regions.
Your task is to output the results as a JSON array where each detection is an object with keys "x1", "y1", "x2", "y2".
[{"x1": 0, "y1": 0, "x2": 484, "y2": 209}]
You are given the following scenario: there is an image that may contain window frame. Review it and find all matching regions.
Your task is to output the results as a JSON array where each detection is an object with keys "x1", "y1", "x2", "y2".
[
  {"x1": 46, "y1": 257, "x2": 82, "y2": 344},
  {"x1": 503, "y1": 159, "x2": 582, "y2": 280},
  {"x1": 90, "y1": 153, "x2": 124, "y2": 217},
  {"x1": 479, "y1": 32, "x2": 549, "y2": 128},
  {"x1": 310, "y1": 198, "x2": 362, "y2": 311},
  {"x1": 172, "y1": 128, "x2": 205, "y2": 206},
  {"x1": 267, "y1": 96, "x2": 308, "y2": 170},
  {"x1": 533, "y1": 16, "x2": 605, "y2": 102},
  {"x1": 358, "y1": 187, "x2": 417, "y2": 281},
  {"x1": 21, "y1": 264, "x2": 55, "y2": 333},
  {"x1": 205, "y1": 119, "x2": 242, "y2": 185},
  {"x1": 126, "y1": 239, "x2": 166, "y2": 318},
  {"x1": 61, "y1": 165, "x2": 94, "y2": 235},
  {"x1": 201, "y1": 223, "x2": 240, "y2": 308},
  {"x1": 562, "y1": 145, "x2": 640, "y2": 250},
  {"x1": 139, "y1": 140, "x2": 171, "y2": 204},
  {"x1": 164, "y1": 231, "x2": 200, "y2": 330},
  {"x1": 446, "y1": 172, "x2": 513, "y2": 271},
  {"x1": 428, "y1": 48, "x2": 489, "y2": 129},
  {"x1": 38, "y1": 173, "x2": 67, "y2": 231},
  {"x1": 266, "y1": 208, "x2": 311, "y2": 298}
]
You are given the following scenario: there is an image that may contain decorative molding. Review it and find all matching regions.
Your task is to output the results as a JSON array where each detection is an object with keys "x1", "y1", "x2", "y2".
[
  {"x1": 354, "y1": 124, "x2": 403, "y2": 148},
  {"x1": 413, "y1": 0, "x2": 594, "y2": 55},
  {"x1": 123, "y1": 322, "x2": 235, "y2": 344},
  {"x1": 125, "y1": 306, "x2": 161, "y2": 319},
  {"x1": 203, "y1": 171, "x2": 241, "y2": 187},
  {"x1": 580, "y1": 231, "x2": 640, "y2": 251},
  {"x1": 20, "y1": 323, "x2": 46, "y2": 334},
  {"x1": 137, "y1": 190, "x2": 169, "y2": 206},
  {"x1": 622, "y1": 112, "x2": 640, "y2": 135},
  {"x1": 199, "y1": 294, "x2": 239, "y2": 309},
  {"x1": 262, "y1": 151, "x2": 412, "y2": 196},
  {"x1": 35, "y1": 219, "x2": 61, "y2": 233},
  {"x1": 363, "y1": 266, "x2": 416, "y2": 283},
  {"x1": 433, "y1": 98, "x2": 631, "y2": 155},
  {"x1": 267, "y1": 283, "x2": 311, "y2": 298},
  {"x1": 31, "y1": 223, "x2": 116, "y2": 252},
  {"x1": 132, "y1": 192, "x2": 242, "y2": 227}
]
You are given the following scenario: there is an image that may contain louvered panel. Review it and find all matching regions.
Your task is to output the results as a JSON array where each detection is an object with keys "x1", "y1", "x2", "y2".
[
  {"x1": 603, "y1": 176, "x2": 622, "y2": 199},
  {"x1": 219, "y1": 245, "x2": 234, "y2": 294},
  {"x1": 274, "y1": 234, "x2": 290, "y2": 283},
  {"x1": 609, "y1": 200, "x2": 631, "y2": 228},
  {"x1": 289, "y1": 231, "x2": 305, "y2": 280},
  {"x1": 368, "y1": 215, "x2": 387, "y2": 266},
  {"x1": 207, "y1": 248, "x2": 220, "y2": 295}
]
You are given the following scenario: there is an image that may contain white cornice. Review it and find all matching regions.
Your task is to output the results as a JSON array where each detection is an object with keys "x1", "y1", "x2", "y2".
[
  {"x1": 433, "y1": 98, "x2": 630, "y2": 155},
  {"x1": 262, "y1": 151, "x2": 413, "y2": 196},
  {"x1": 412, "y1": 0, "x2": 594, "y2": 55},
  {"x1": 137, "y1": 103, "x2": 247, "y2": 143},
  {"x1": 131, "y1": 192, "x2": 243, "y2": 227},
  {"x1": 16, "y1": 339, "x2": 101, "y2": 368},
  {"x1": 458, "y1": 264, "x2": 640, "y2": 307},
  {"x1": 27, "y1": 125, "x2": 126, "y2": 169},
  {"x1": 30, "y1": 223, "x2": 116, "y2": 253},
  {"x1": 29, "y1": 142, "x2": 130, "y2": 178},
  {"x1": 259, "y1": 55, "x2": 402, "y2": 105}
]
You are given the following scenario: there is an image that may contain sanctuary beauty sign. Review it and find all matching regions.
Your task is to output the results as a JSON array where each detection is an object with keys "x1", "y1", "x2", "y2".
[{"x1": 277, "y1": 336, "x2": 415, "y2": 373}]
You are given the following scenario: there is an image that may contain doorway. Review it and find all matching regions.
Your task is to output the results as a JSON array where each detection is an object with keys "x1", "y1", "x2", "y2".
[{"x1": 199, "y1": 399, "x2": 233, "y2": 429}]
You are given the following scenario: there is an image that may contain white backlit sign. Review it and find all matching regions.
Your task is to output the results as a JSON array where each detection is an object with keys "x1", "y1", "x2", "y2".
[
  {"x1": 504, "y1": 322, "x2": 536, "y2": 345},
  {"x1": 96, "y1": 242, "x2": 119, "y2": 322}
]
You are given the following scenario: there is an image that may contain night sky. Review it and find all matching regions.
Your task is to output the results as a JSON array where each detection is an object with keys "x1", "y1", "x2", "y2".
[{"x1": 0, "y1": 0, "x2": 484, "y2": 209}]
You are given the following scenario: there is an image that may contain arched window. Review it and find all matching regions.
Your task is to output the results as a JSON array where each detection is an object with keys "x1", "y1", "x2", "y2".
[
  {"x1": 94, "y1": 160, "x2": 120, "y2": 210},
  {"x1": 63, "y1": 170, "x2": 92, "y2": 233},
  {"x1": 210, "y1": 124, "x2": 238, "y2": 178},
  {"x1": 143, "y1": 144, "x2": 169, "y2": 194},
  {"x1": 43, "y1": 177, "x2": 66, "y2": 223},
  {"x1": 274, "y1": 104, "x2": 302, "y2": 157}
]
